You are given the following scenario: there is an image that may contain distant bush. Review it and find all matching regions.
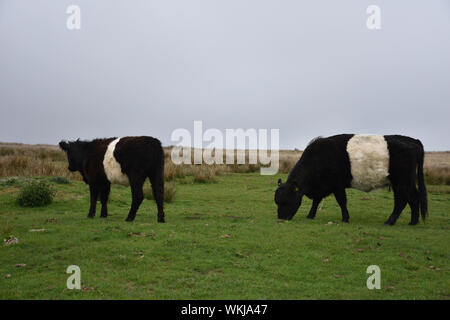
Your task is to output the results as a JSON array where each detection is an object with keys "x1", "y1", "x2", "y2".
[
  {"x1": 143, "y1": 183, "x2": 176, "y2": 203},
  {"x1": 279, "y1": 158, "x2": 296, "y2": 174},
  {"x1": 164, "y1": 161, "x2": 187, "y2": 181},
  {"x1": 193, "y1": 166, "x2": 217, "y2": 183},
  {"x1": 424, "y1": 166, "x2": 450, "y2": 185},
  {"x1": 37, "y1": 149, "x2": 67, "y2": 162},
  {"x1": 0, "y1": 148, "x2": 15, "y2": 156},
  {"x1": 0, "y1": 146, "x2": 79, "y2": 180},
  {"x1": 16, "y1": 180, "x2": 55, "y2": 207},
  {"x1": 2, "y1": 156, "x2": 29, "y2": 175},
  {"x1": 49, "y1": 176, "x2": 70, "y2": 184},
  {"x1": 228, "y1": 163, "x2": 260, "y2": 174},
  {"x1": 427, "y1": 185, "x2": 450, "y2": 194},
  {"x1": 1, "y1": 177, "x2": 19, "y2": 186}
]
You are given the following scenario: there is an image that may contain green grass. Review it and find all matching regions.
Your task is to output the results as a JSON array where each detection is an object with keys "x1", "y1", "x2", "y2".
[{"x1": 0, "y1": 173, "x2": 449, "y2": 299}]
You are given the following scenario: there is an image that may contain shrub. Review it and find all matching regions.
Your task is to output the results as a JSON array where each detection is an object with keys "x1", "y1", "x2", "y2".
[{"x1": 16, "y1": 180, "x2": 55, "y2": 207}]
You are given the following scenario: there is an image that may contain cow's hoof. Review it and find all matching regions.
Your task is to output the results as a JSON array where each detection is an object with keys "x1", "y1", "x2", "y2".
[
  {"x1": 342, "y1": 219, "x2": 349, "y2": 223},
  {"x1": 87, "y1": 215, "x2": 94, "y2": 219},
  {"x1": 100, "y1": 215, "x2": 108, "y2": 218},
  {"x1": 408, "y1": 221, "x2": 418, "y2": 226},
  {"x1": 158, "y1": 218, "x2": 165, "y2": 223},
  {"x1": 306, "y1": 215, "x2": 315, "y2": 220},
  {"x1": 384, "y1": 221, "x2": 394, "y2": 226},
  {"x1": 125, "y1": 217, "x2": 135, "y2": 222}
]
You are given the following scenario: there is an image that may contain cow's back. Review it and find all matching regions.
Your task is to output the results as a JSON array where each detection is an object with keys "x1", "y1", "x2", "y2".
[
  {"x1": 384, "y1": 135, "x2": 424, "y2": 180},
  {"x1": 105, "y1": 136, "x2": 164, "y2": 184}
]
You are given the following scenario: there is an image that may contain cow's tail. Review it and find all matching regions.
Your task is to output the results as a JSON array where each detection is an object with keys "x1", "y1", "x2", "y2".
[{"x1": 417, "y1": 140, "x2": 428, "y2": 222}]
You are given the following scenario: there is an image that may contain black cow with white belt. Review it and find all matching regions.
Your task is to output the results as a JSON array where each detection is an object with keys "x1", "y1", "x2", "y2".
[
  {"x1": 275, "y1": 134, "x2": 427, "y2": 225},
  {"x1": 59, "y1": 136, "x2": 165, "y2": 222}
]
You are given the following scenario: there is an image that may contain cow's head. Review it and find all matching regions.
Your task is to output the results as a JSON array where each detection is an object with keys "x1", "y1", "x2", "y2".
[
  {"x1": 59, "y1": 139, "x2": 89, "y2": 172},
  {"x1": 274, "y1": 178, "x2": 303, "y2": 220}
]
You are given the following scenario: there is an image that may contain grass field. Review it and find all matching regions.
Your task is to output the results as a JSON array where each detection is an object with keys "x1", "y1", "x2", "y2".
[{"x1": 1, "y1": 173, "x2": 449, "y2": 299}]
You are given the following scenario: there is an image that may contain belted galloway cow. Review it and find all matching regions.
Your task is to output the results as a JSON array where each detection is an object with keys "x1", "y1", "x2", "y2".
[
  {"x1": 275, "y1": 134, "x2": 427, "y2": 225},
  {"x1": 59, "y1": 136, "x2": 165, "y2": 222}
]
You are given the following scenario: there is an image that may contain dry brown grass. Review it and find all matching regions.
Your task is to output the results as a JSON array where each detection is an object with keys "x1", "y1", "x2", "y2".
[
  {"x1": 426, "y1": 185, "x2": 450, "y2": 194},
  {"x1": 0, "y1": 220, "x2": 13, "y2": 235},
  {"x1": 143, "y1": 183, "x2": 177, "y2": 203},
  {"x1": 423, "y1": 152, "x2": 450, "y2": 185},
  {"x1": 164, "y1": 161, "x2": 188, "y2": 181},
  {"x1": 192, "y1": 165, "x2": 217, "y2": 183},
  {"x1": 1, "y1": 142, "x2": 449, "y2": 185},
  {"x1": 0, "y1": 143, "x2": 80, "y2": 180}
]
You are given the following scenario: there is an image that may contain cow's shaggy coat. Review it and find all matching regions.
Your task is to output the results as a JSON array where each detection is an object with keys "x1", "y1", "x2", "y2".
[
  {"x1": 275, "y1": 134, "x2": 427, "y2": 225},
  {"x1": 59, "y1": 136, "x2": 165, "y2": 222}
]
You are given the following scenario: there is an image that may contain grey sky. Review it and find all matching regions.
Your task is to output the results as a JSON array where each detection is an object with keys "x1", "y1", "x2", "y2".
[{"x1": 1, "y1": 0, "x2": 449, "y2": 150}]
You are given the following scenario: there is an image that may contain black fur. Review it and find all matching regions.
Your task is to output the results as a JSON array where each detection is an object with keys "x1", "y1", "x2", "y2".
[
  {"x1": 59, "y1": 136, "x2": 165, "y2": 222},
  {"x1": 275, "y1": 134, "x2": 427, "y2": 225},
  {"x1": 383, "y1": 135, "x2": 427, "y2": 225}
]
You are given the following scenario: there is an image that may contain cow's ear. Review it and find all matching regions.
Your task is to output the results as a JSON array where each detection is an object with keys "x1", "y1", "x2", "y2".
[
  {"x1": 278, "y1": 178, "x2": 282, "y2": 186},
  {"x1": 59, "y1": 141, "x2": 69, "y2": 152}
]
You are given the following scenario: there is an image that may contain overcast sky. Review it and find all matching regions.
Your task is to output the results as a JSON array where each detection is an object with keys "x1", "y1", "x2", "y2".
[{"x1": 0, "y1": 0, "x2": 449, "y2": 150}]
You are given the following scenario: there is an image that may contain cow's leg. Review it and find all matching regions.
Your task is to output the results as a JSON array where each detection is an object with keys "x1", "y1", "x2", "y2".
[
  {"x1": 384, "y1": 185, "x2": 408, "y2": 225},
  {"x1": 334, "y1": 189, "x2": 350, "y2": 223},
  {"x1": 407, "y1": 185, "x2": 420, "y2": 226},
  {"x1": 125, "y1": 175, "x2": 145, "y2": 222},
  {"x1": 306, "y1": 198, "x2": 321, "y2": 219},
  {"x1": 88, "y1": 184, "x2": 99, "y2": 218},
  {"x1": 99, "y1": 183, "x2": 111, "y2": 218},
  {"x1": 149, "y1": 172, "x2": 165, "y2": 223}
]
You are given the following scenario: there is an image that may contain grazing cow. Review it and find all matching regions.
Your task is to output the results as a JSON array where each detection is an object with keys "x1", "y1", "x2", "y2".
[
  {"x1": 275, "y1": 134, "x2": 427, "y2": 225},
  {"x1": 59, "y1": 136, "x2": 165, "y2": 222}
]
